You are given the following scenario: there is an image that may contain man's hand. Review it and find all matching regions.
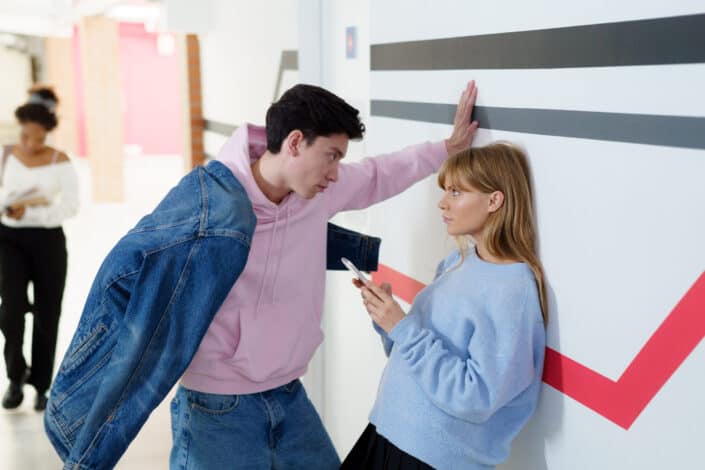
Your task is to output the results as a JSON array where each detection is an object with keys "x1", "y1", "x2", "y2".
[
  {"x1": 6, "y1": 204, "x2": 26, "y2": 220},
  {"x1": 445, "y1": 80, "x2": 479, "y2": 157}
]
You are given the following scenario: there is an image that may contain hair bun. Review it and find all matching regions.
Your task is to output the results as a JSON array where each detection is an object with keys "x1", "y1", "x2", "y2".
[{"x1": 27, "y1": 86, "x2": 59, "y2": 113}]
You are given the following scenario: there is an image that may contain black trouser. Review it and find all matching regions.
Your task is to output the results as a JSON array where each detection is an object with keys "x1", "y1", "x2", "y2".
[
  {"x1": 0, "y1": 223, "x2": 67, "y2": 393},
  {"x1": 341, "y1": 423, "x2": 435, "y2": 469}
]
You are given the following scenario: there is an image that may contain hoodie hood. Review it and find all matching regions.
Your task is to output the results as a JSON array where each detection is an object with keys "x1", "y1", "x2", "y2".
[{"x1": 217, "y1": 124, "x2": 307, "y2": 224}]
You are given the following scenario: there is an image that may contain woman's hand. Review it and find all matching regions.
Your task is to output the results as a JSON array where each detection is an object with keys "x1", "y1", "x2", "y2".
[
  {"x1": 353, "y1": 279, "x2": 406, "y2": 333},
  {"x1": 445, "y1": 80, "x2": 479, "y2": 157},
  {"x1": 6, "y1": 204, "x2": 26, "y2": 220}
]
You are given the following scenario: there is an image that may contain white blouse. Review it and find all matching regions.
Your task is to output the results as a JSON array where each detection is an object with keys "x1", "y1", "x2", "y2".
[{"x1": 0, "y1": 153, "x2": 80, "y2": 228}]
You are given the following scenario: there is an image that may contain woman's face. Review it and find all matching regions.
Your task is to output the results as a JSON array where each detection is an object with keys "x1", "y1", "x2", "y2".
[
  {"x1": 437, "y1": 181, "x2": 503, "y2": 239},
  {"x1": 19, "y1": 121, "x2": 48, "y2": 156}
]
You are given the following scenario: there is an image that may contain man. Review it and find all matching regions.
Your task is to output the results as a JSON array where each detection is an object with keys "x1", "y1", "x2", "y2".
[{"x1": 171, "y1": 81, "x2": 478, "y2": 469}]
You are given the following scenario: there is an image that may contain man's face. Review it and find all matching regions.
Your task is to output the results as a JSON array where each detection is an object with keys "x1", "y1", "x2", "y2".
[{"x1": 287, "y1": 133, "x2": 349, "y2": 199}]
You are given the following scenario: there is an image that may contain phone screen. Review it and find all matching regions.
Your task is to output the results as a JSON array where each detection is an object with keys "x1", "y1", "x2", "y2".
[{"x1": 341, "y1": 257, "x2": 369, "y2": 283}]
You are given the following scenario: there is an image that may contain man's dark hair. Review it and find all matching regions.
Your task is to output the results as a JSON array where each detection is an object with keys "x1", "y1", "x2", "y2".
[
  {"x1": 15, "y1": 87, "x2": 59, "y2": 131},
  {"x1": 265, "y1": 84, "x2": 365, "y2": 153}
]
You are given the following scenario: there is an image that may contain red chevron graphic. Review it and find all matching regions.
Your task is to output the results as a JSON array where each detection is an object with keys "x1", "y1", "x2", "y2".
[{"x1": 371, "y1": 264, "x2": 705, "y2": 430}]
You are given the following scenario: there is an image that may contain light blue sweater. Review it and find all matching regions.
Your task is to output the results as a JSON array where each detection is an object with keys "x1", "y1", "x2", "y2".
[{"x1": 369, "y1": 248, "x2": 546, "y2": 469}]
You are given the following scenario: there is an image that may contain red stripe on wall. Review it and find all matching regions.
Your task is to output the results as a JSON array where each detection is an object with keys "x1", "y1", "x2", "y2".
[{"x1": 372, "y1": 264, "x2": 705, "y2": 429}]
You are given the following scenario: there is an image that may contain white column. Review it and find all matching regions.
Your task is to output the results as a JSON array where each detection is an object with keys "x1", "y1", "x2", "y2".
[{"x1": 297, "y1": 0, "x2": 326, "y2": 417}]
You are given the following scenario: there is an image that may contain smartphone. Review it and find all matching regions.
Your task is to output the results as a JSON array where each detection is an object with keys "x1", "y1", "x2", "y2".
[{"x1": 341, "y1": 257, "x2": 369, "y2": 283}]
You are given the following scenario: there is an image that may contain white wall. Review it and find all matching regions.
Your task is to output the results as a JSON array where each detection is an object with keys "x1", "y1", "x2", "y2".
[
  {"x1": 198, "y1": 0, "x2": 298, "y2": 156},
  {"x1": 189, "y1": 1, "x2": 705, "y2": 467},
  {"x1": 319, "y1": 0, "x2": 705, "y2": 468},
  {"x1": 314, "y1": 0, "x2": 379, "y2": 453},
  {"x1": 0, "y1": 46, "x2": 31, "y2": 143}
]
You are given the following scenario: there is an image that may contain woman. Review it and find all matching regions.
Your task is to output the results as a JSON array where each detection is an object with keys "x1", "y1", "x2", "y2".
[
  {"x1": 342, "y1": 142, "x2": 548, "y2": 469},
  {"x1": 0, "y1": 87, "x2": 79, "y2": 411}
]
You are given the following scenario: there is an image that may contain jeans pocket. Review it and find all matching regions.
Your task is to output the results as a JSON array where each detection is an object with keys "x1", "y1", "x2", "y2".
[{"x1": 186, "y1": 390, "x2": 240, "y2": 415}]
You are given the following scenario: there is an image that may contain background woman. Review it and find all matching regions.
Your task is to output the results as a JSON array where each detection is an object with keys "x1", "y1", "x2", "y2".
[{"x1": 0, "y1": 87, "x2": 79, "y2": 411}]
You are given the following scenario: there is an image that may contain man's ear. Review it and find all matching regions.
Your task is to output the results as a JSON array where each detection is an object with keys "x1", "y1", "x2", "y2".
[
  {"x1": 488, "y1": 190, "x2": 505, "y2": 213},
  {"x1": 286, "y1": 130, "x2": 304, "y2": 157}
]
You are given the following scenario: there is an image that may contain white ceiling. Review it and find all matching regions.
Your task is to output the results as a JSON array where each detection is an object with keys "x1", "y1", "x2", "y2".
[{"x1": 0, "y1": 0, "x2": 160, "y2": 37}]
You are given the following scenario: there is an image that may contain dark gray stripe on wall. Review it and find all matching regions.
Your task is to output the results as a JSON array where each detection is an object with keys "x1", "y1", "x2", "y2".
[
  {"x1": 204, "y1": 49, "x2": 298, "y2": 137},
  {"x1": 274, "y1": 50, "x2": 298, "y2": 101},
  {"x1": 371, "y1": 100, "x2": 705, "y2": 150},
  {"x1": 371, "y1": 14, "x2": 705, "y2": 70},
  {"x1": 204, "y1": 120, "x2": 237, "y2": 136}
]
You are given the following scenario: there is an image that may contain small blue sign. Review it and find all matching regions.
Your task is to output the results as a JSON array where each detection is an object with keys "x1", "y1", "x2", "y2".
[{"x1": 346, "y1": 26, "x2": 357, "y2": 59}]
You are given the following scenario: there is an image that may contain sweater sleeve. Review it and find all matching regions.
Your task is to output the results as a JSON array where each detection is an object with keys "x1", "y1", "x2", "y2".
[
  {"x1": 326, "y1": 141, "x2": 447, "y2": 217},
  {"x1": 373, "y1": 256, "x2": 451, "y2": 357},
  {"x1": 372, "y1": 320, "x2": 394, "y2": 357},
  {"x1": 22, "y1": 163, "x2": 79, "y2": 226},
  {"x1": 387, "y1": 283, "x2": 539, "y2": 423}
]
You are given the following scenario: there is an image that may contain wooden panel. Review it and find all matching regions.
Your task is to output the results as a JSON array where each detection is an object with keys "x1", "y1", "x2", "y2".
[
  {"x1": 180, "y1": 34, "x2": 204, "y2": 171},
  {"x1": 80, "y1": 16, "x2": 124, "y2": 202},
  {"x1": 44, "y1": 37, "x2": 78, "y2": 155}
]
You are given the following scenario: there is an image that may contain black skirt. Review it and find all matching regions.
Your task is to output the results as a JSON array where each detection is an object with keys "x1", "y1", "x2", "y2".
[{"x1": 340, "y1": 423, "x2": 435, "y2": 470}]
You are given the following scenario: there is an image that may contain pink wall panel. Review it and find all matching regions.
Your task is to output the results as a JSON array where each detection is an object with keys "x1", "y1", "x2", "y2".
[
  {"x1": 118, "y1": 23, "x2": 182, "y2": 155},
  {"x1": 72, "y1": 25, "x2": 87, "y2": 157}
]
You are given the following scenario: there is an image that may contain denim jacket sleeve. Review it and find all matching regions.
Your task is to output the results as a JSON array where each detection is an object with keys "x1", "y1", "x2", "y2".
[
  {"x1": 326, "y1": 223, "x2": 381, "y2": 272},
  {"x1": 63, "y1": 234, "x2": 251, "y2": 470},
  {"x1": 47, "y1": 162, "x2": 256, "y2": 470}
]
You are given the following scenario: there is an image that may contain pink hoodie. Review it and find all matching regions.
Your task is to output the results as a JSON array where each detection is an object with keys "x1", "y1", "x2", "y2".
[{"x1": 180, "y1": 124, "x2": 447, "y2": 394}]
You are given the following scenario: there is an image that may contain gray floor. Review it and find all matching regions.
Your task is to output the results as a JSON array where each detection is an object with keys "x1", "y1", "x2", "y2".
[
  {"x1": 0, "y1": 387, "x2": 174, "y2": 469},
  {"x1": 0, "y1": 155, "x2": 184, "y2": 470}
]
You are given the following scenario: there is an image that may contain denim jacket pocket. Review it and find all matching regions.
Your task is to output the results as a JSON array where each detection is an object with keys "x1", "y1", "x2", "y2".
[
  {"x1": 187, "y1": 390, "x2": 240, "y2": 415},
  {"x1": 60, "y1": 322, "x2": 112, "y2": 375},
  {"x1": 52, "y1": 318, "x2": 117, "y2": 411}
]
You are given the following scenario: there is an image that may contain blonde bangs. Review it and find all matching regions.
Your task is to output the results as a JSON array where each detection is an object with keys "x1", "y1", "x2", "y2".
[{"x1": 438, "y1": 149, "x2": 476, "y2": 192}]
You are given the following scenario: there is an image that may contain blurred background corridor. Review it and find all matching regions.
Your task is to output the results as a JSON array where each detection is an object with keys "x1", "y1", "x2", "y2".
[
  {"x1": 1, "y1": 1, "x2": 704, "y2": 469},
  {"x1": 1, "y1": 1, "x2": 203, "y2": 467}
]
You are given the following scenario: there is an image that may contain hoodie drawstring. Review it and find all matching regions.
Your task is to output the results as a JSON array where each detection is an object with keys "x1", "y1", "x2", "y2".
[
  {"x1": 255, "y1": 208, "x2": 280, "y2": 311},
  {"x1": 270, "y1": 205, "x2": 290, "y2": 304}
]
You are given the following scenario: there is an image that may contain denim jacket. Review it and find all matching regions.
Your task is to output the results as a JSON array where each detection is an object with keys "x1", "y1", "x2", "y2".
[
  {"x1": 45, "y1": 161, "x2": 256, "y2": 470},
  {"x1": 326, "y1": 222, "x2": 380, "y2": 272},
  {"x1": 44, "y1": 162, "x2": 381, "y2": 469}
]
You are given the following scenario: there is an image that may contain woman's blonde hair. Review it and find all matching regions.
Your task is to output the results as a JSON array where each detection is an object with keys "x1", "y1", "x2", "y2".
[{"x1": 438, "y1": 142, "x2": 548, "y2": 323}]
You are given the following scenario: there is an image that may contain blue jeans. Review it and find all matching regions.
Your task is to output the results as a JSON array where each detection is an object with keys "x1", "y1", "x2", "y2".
[{"x1": 170, "y1": 380, "x2": 339, "y2": 469}]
